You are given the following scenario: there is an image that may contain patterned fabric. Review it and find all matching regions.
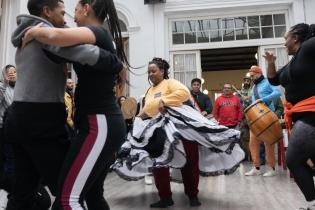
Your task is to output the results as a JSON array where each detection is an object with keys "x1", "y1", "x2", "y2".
[{"x1": 113, "y1": 105, "x2": 245, "y2": 180}]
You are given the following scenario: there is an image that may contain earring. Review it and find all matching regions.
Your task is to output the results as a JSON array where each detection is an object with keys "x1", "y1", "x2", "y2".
[{"x1": 84, "y1": 13, "x2": 87, "y2": 17}]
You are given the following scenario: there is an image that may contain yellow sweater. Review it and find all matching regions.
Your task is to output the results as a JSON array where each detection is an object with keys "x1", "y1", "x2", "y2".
[
  {"x1": 64, "y1": 92, "x2": 74, "y2": 128},
  {"x1": 143, "y1": 79, "x2": 190, "y2": 117}
]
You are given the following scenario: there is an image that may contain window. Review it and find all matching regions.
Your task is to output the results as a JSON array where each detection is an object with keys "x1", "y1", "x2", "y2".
[
  {"x1": 173, "y1": 53, "x2": 198, "y2": 86},
  {"x1": 171, "y1": 13, "x2": 286, "y2": 45}
]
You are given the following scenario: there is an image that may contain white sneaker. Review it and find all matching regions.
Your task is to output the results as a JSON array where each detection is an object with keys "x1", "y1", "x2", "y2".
[
  {"x1": 245, "y1": 167, "x2": 262, "y2": 176},
  {"x1": 263, "y1": 169, "x2": 276, "y2": 177},
  {"x1": 144, "y1": 175, "x2": 153, "y2": 185}
]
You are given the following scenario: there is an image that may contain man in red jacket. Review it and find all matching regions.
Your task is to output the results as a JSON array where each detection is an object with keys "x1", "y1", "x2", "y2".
[{"x1": 214, "y1": 83, "x2": 243, "y2": 129}]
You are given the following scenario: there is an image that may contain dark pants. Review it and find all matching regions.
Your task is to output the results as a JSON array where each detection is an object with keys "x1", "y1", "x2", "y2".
[
  {"x1": 286, "y1": 120, "x2": 315, "y2": 201},
  {"x1": 4, "y1": 102, "x2": 69, "y2": 209},
  {"x1": 153, "y1": 140, "x2": 199, "y2": 199}
]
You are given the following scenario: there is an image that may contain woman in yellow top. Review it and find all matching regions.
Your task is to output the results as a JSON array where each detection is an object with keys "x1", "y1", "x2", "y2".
[
  {"x1": 139, "y1": 58, "x2": 200, "y2": 208},
  {"x1": 114, "y1": 58, "x2": 244, "y2": 208}
]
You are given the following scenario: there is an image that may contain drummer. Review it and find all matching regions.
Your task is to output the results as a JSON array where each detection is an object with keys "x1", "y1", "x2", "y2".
[{"x1": 244, "y1": 65, "x2": 281, "y2": 177}]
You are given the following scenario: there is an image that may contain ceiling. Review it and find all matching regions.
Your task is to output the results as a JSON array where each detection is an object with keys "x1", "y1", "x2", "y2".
[{"x1": 201, "y1": 46, "x2": 258, "y2": 71}]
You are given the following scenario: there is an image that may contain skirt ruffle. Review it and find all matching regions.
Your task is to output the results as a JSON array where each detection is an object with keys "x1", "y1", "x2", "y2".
[{"x1": 113, "y1": 105, "x2": 245, "y2": 180}]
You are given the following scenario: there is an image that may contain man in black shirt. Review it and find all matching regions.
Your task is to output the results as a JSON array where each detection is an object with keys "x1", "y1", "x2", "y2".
[{"x1": 190, "y1": 78, "x2": 212, "y2": 116}]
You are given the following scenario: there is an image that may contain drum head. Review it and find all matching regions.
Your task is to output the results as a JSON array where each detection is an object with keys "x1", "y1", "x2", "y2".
[{"x1": 121, "y1": 97, "x2": 138, "y2": 119}]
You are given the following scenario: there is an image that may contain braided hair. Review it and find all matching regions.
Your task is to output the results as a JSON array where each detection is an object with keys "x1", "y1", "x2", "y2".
[
  {"x1": 289, "y1": 23, "x2": 315, "y2": 43},
  {"x1": 149, "y1": 57, "x2": 170, "y2": 79},
  {"x1": 78, "y1": 0, "x2": 128, "y2": 64}
]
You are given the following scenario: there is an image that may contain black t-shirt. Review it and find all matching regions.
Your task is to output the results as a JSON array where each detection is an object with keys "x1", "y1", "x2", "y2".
[
  {"x1": 73, "y1": 26, "x2": 122, "y2": 114},
  {"x1": 268, "y1": 37, "x2": 315, "y2": 124},
  {"x1": 191, "y1": 91, "x2": 213, "y2": 114}
]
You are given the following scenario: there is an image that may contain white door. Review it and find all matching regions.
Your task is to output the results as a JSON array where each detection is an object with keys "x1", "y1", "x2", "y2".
[
  {"x1": 258, "y1": 45, "x2": 290, "y2": 75},
  {"x1": 170, "y1": 51, "x2": 201, "y2": 87}
]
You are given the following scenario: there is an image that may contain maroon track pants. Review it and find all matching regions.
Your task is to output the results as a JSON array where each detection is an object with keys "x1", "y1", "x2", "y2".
[{"x1": 152, "y1": 140, "x2": 199, "y2": 199}]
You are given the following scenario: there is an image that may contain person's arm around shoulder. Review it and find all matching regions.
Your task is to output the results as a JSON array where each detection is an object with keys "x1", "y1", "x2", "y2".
[
  {"x1": 22, "y1": 23, "x2": 96, "y2": 48},
  {"x1": 24, "y1": 24, "x2": 123, "y2": 74}
]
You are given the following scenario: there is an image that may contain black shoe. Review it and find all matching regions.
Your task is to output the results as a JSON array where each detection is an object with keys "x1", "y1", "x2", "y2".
[
  {"x1": 150, "y1": 198, "x2": 174, "y2": 208},
  {"x1": 189, "y1": 196, "x2": 201, "y2": 207}
]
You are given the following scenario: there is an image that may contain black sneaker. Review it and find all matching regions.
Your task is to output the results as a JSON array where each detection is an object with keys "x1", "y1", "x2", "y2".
[
  {"x1": 150, "y1": 198, "x2": 174, "y2": 208},
  {"x1": 189, "y1": 196, "x2": 201, "y2": 207}
]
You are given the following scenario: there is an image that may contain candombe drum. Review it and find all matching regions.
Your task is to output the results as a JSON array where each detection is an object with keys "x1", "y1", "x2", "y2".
[
  {"x1": 121, "y1": 97, "x2": 138, "y2": 120},
  {"x1": 244, "y1": 101, "x2": 282, "y2": 145}
]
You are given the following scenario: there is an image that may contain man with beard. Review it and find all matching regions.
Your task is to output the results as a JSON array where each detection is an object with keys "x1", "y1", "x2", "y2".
[
  {"x1": 64, "y1": 78, "x2": 74, "y2": 138},
  {"x1": 236, "y1": 75, "x2": 253, "y2": 161},
  {"x1": 244, "y1": 65, "x2": 281, "y2": 177}
]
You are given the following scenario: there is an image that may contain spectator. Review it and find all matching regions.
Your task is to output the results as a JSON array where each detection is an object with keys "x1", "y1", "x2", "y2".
[
  {"x1": 213, "y1": 83, "x2": 243, "y2": 129},
  {"x1": 244, "y1": 65, "x2": 281, "y2": 177},
  {"x1": 190, "y1": 78, "x2": 213, "y2": 116}
]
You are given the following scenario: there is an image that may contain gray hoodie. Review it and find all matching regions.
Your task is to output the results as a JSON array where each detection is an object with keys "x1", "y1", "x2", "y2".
[{"x1": 11, "y1": 14, "x2": 122, "y2": 103}]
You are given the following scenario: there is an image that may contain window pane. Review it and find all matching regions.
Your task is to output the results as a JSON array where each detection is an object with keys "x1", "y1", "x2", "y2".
[
  {"x1": 223, "y1": 29, "x2": 235, "y2": 41},
  {"x1": 275, "y1": 26, "x2": 286, "y2": 37},
  {"x1": 248, "y1": 16, "x2": 259, "y2": 27},
  {"x1": 184, "y1": 20, "x2": 196, "y2": 32},
  {"x1": 210, "y1": 30, "x2": 222, "y2": 42},
  {"x1": 196, "y1": 20, "x2": 210, "y2": 31},
  {"x1": 172, "y1": 21, "x2": 184, "y2": 33},
  {"x1": 185, "y1": 32, "x2": 197, "y2": 43},
  {"x1": 235, "y1": 28, "x2": 248, "y2": 40},
  {"x1": 185, "y1": 54, "x2": 196, "y2": 72},
  {"x1": 261, "y1": 15, "x2": 272, "y2": 26},
  {"x1": 209, "y1": 19, "x2": 221, "y2": 30},
  {"x1": 119, "y1": 19, "x2": 127, "y2": 32},
  {"x1": 262, "y1": 27, "x2": 274, "y2": 38},
  {"x1": 173, "y1": 34, "x2": 184, "y2": 44},
  {"x1": 235, "y1": 17, "x2": 247, "y2": 28},
  {"x1": 186, "y1": 72, "x2": 197, "y2": 86},
  {"x1": 197, "y1": 31, "x2": 209, "y2": 43},
  {"x1": 174, "y1": 72, "x2": 184, "y2": 83},
  {"x1": 222, "y1": 18, "x2": 234, "y2": 29},
  {"x1": 249, "y1": 28, "x2": 260, "y2": 39},
  {"x1": 273, "y1": 14, "x2": 285, "y2": 25},
  {"x1": 276, "y1": 48, "x2": 289, "y2": 68},
  {"x1": 174, "y1": 55, "x2": 185, "y2": 72}
]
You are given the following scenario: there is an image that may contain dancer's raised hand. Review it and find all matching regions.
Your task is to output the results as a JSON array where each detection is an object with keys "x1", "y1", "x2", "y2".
[{"x1": 263, "y1": 51, "x2": 277, "y2": 64}]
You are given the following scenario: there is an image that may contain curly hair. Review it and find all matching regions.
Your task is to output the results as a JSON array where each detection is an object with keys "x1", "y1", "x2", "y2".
[{"x1": 148, "y1": 57, "x2": 170, "y2": 79}]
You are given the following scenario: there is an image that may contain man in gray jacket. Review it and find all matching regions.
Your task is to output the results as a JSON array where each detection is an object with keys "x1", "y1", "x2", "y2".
[
  {"x1": 0, "y1": 65, "x2": 16, "y2": 179},
  {"x1": 5, "y1": 0, "x2": 123, "y2": 209}
]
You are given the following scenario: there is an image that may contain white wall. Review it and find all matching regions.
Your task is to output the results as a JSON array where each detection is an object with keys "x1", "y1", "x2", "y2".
[
  {"x1": 1, "y1": 0, "x2": 312, "y2": 99},
  {"x1": 0, "y1": 0, "x2": 26, "y2": 68},
  {"x1": 304, "y1": 0, "x2": 315, "y2": 23}
]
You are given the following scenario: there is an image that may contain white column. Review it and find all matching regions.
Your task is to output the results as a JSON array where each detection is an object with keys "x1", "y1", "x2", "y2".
[
  {"x1": 290, "y1": 0, "x2": 306, "y2": 24},
  {"x1": 0, "y1": 0, "x2": 26, "y2": 68},
  {"x1": 304, "y1": 0, "x2": 315, "y2": 23}
]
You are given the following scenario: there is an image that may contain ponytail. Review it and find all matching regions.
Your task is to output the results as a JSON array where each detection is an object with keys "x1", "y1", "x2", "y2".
[
  {"x1": 306, "y1": 24, "x2": 315, "y2": 40},
  {"x1": 290, "y1": 23, "x2": 315, "y2": 43}
]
